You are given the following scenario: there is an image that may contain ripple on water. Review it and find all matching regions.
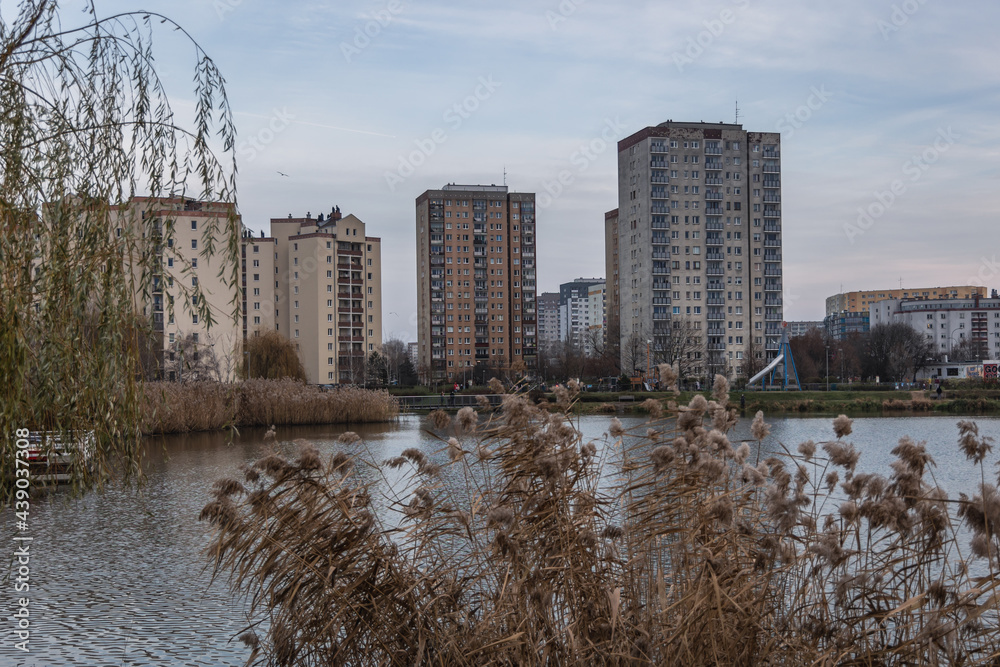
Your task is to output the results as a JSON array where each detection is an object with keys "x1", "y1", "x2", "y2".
[{"x1": 2, "y1": 414, "x2": 996, "y2": 664}]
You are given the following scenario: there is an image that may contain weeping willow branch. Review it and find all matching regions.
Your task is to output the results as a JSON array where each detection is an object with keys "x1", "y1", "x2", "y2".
[{"x1": 1, "y1": 0, "x2": 238, "y2": 500}]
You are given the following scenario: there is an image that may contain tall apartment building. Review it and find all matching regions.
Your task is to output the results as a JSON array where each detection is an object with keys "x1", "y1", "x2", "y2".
[
  {"x1": 245, "y1": 208, "x2": 383, "y2": 385},
  {"x1": 537, "y1": 292, "x2": 561, "y2": 353},
  {"x1": 825, "y1": 285, "x2": 986, "y2": 318},
  {"x1": 614, "y1": 121, "x2": 782, "y2": 379},
  {"x1": 415, "y1": 184, "x2": 537, "y2": 383},
  {"x1": 604, "y1": 209, "x2": 620, "y2": 355},
  {"x1": 558, "y1": 278, "x2": 605, "y2": 354},
  {"x1": 111, "y1": 196, "x2": 243, "y2": 381}
]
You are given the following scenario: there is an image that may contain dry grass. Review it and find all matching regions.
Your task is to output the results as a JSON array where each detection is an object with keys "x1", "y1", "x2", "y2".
[
  {"x1": 141, "y1": 379, "x2": 398, "y2": 434},
  {"x1": 202, "y1": 377, "x2": 1000, "y2": 666}
]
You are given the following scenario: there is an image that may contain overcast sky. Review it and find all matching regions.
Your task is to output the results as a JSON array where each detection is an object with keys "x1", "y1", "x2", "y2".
[{"x1": 30, "y1": 0, "x2": 1000, "y2": 339}]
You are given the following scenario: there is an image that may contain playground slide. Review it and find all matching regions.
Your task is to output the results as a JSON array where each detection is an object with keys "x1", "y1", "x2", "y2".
[{"x1": 747, "y1": 352, "x2": 784, "y2": 387}]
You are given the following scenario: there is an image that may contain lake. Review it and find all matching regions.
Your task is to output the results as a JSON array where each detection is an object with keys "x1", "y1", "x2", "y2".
[{"x1": 3, "y1": 411, "x2": 997, "y2": 665}]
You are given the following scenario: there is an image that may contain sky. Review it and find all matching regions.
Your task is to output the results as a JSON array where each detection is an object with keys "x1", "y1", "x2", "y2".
[{"x1": 16, "y1": 0, "x2": 1000, "y2": 342}]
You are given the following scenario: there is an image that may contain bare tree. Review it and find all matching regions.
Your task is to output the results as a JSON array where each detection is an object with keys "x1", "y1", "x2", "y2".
[
  {"x1": 653, "y1": 316, "x2": 705, "y2": 383},
  {"x1": 165, "y1": 333, "x2": 222, "y2": 382},
  {"x1": 381, "y1": 338, "x2": 407, "y2": 385},
  {"x1": 739, "y1": 337, "x2": 767, "y2": 382}
]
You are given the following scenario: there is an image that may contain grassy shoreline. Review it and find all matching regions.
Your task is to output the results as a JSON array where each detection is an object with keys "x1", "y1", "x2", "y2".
[{"x1": 534, "y1": 389, "x2": 1000, "y2": 417}]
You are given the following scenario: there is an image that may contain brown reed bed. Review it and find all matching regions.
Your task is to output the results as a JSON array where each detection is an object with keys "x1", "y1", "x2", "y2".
[
  {"x1": 201, "y1": 369, "x2": 1000, "y2": 666},
  {"x1": 141, "y1": 379, "x2": 398, "y2": 434}
]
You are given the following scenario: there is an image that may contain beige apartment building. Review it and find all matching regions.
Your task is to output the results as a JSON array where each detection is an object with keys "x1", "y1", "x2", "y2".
[
  {"x1": 253, "y1": 208, "x2": 383, "y2": 385},
  {"x1": 415, "y1": 184, "x2": 537, "y2": 384},
  {"x1": 825, "y1": 285, "x2": 986, "y2": 318},
  {"x1": 113, "y1": 196, "x2": 243, "y2": 381}
]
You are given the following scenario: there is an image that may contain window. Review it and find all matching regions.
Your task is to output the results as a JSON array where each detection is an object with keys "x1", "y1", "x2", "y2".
[
  {"x1": 191, "y1": 239, "x2": 197, "y2": 249},
  {"x1": 191, "y1": 220, "x2": 197, "y2": 230}
]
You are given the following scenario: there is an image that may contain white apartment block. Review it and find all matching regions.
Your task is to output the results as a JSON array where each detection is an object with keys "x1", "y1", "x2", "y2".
[{"x1": 870, "y1": 294, "x2": 1000, "y2": 360}]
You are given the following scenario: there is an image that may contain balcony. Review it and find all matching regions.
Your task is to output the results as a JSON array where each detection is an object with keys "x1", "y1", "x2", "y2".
[
  {"x1": 763, "y1": 194, "x2": 781, "y2": 203},
  {"x1": 706, "y1": 313, "x2": 725, "y2": 321},
  {"x1": 765, "y1": 267, "x2": 782, "y2": 277},
  {"x1": 763, "y1": 149, "x2": 780, "y2": 159},
  {"x1": 706, "y1": 221, "x2": 724, "y2": 231},
  {"x1": 651, "y1": 251, "x2": 670, "y2": 259},
  {"x1": 765, "y1": 282, "x2": 782, "y2": 292},
  {"x1": 705, "y1": 205, "x2": 723, "y2": 215},
  {"x1": 764, "y1": 253, "x2": 782, "y2": 262},
  {"x1": 704, "y1": 177, "x2": 723, "y2": 185},
  {"x1": 705, "y1": 160, "x2": 723, "y2": 171},
  {"x1": 705, "y1": 192, "x2": 723, "y2": 201},
  {"x1": 763, "y1": 180, "x2": 780, "y2": 189},
  {"x1": 706, "y1": 251, "x2": 724, "y2": 261},
  {"x1": 766, "y1": 313, "x2": 783, "y2": 321},
  {"x1": 764, "y1": 297, "x2": 782, "y2": 306},
  {"x1": 706, "y1": 267, "x2": 724, "y2": 276},
  {"x1": 764, "y1": 239, "x2": 781, "y2": 247},
  {"x1": 762, "y1": 164, "x2": 780, "y2": 173},
  {"x1": 764, "y1": 222, "x2": 781, "y2": 232},
  {"x1": 650, "y1": 143, "x2": 668, "y2": 153},
  {"x1": 707, "y1": 343, "x2": 726, "y2": 351},
  {"x1": 651, "y1": 204, "x2": 669, "y2": 214},
  {"x1": 763, "y1": 208, "x2": 781, "y2": 218},
  {"x1": 704, "y1": 146, "x2": 722, "y2": 155},
  {"x1": 706, "y1": 297, "x2": 725, "y2": 305}
]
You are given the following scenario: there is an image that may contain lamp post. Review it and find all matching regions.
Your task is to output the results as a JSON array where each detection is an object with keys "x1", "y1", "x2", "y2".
[{"x1": 825, "y1": 344, "x2": 829, "y2": 392}]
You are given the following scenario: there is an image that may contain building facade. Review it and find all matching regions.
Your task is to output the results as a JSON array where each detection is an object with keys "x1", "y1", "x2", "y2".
[
  {"x1": 824, "y1": 311, "x2": 870, "y2": 341},
  {"x1": 614, "y1": 121, "x2": 782, "y2": 379},
  {"x1": 869, "y1": 294, "x2": 1000, "y2": 360},
  {"x1": 557, "y1": 278, "x2": 605, "y2": 355},
  {"x1": 825, "y1": 285, "x2": 986, "y2": 318},
  {"x1": 415, "y1": 184, "x2": 537, "y2": 383},
  {"x1": 245, "y1": 208, "x2": 383, "y2": 385},
  {"x1": 112, "y1": 196, "x2": 244, "y2": 381},
  {"x1": 604, "y1": 208, "x2": 620, "y2": 357},
  {"x1": 787, "y1": 320, "x2": 823, "y2": 338},
  {"x1": 537, "y1": 292, "x2": 561, "y2": 353}
]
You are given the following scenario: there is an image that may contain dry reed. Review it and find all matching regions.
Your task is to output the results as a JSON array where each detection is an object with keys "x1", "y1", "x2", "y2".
[
  {"x1": 142, "y1": 379, "x2": 398, "y2": 434},
  {"x1": 202, "y1": 376, "x2": 1000, "y2": 665}
]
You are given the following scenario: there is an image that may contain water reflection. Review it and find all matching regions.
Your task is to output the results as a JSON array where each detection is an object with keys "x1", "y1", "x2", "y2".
[{"x1": 2, "y1": 413, "x2": 997, "y2": 665}]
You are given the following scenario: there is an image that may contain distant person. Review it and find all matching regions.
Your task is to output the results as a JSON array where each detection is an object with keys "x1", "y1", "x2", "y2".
[
  {"x1": 740, "y1": 393, "x2": 746, "y2": 410},
  {"x1": 936, "y1": 384, "x2": 943, "y2": 399}
]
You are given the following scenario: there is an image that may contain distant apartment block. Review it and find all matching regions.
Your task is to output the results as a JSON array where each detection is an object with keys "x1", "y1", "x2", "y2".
[
  {"x1": 787, "y1": 321, "x2": 823, "y2": 338},
  {"x1": 825, "y1": 311, "x2": 870, "y2": 341},
  {"x1": 537, "y1": 292, "x2": 561, "y2": 353},
  {"x1": 869, "y1": 292, "x2": 1000, "y2": 359},
  {"x1": 825, "y1": 285, "x2": 986, "y2": 318},
  {"x1": 246, "y1": 207, "x2": 383, "y2": 385},
  {"x1": 415, "y1": 184, "x2": 537, "y2": 382},
  {"x1": 558, "y1": 278, "x2": 605, "y2": 355},
  {"x1": 613, "y1": 121, "x2": 782, "y2": 379}
]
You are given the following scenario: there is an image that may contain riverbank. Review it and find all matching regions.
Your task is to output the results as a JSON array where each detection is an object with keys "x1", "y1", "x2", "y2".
[
  {"x1": 141, "y1": 379, "x2": 399, "y2": 434},
  {"x1": 552, "y1": 389, "x2": 1000, "y2": 416}
]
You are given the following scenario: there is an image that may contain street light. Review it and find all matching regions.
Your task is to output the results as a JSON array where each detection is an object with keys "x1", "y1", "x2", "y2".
[{"x1": 825, "y1": 344, "x2": 829, "y2": 392}]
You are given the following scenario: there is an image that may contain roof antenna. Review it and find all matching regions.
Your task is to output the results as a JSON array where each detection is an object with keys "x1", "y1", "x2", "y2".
[
  {"x1": 503, "y1": 165, "x2": 507, "y2": 186},
  {"x1": 734, "y1": 99, "x2": 740, "y2": 125}
]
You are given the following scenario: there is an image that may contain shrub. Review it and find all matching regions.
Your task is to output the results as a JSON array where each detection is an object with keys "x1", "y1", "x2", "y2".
[{"x1": 203, "y1": 378, "x2": 1000, "y2": 665}]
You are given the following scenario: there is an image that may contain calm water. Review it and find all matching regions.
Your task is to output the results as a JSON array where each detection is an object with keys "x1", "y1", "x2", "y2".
[{"x1": 2, "y1": 412, "x2": 998, "y2": 665}]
